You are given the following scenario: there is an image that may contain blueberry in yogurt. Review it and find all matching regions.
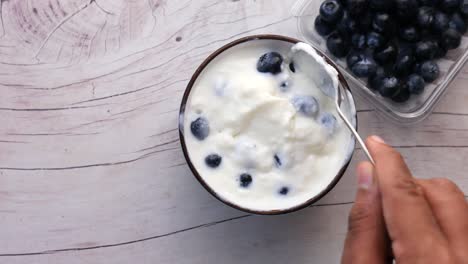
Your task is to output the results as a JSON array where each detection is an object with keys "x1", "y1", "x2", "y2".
[
  {"x1": 205, "y1": 154, "x2": 222, "y2": 168},
  {"x1": 190, "y1": 117, "x2": 210, "y2": 140},
  {"x1": 291, "y1": 95, "x2": 319, "y2": 117},
  {"x1": 320, "y1": 113, "x2": 337, "y2": 134},
  {"x1": 279, "y1": 187, "x2": 290, "y2": 196},
  {"x1": 239, "y1": 173, "x2": 253, "y2": 188},
  {"x1": 257, "y1": 52, "x2": 283, "y2": 75}
]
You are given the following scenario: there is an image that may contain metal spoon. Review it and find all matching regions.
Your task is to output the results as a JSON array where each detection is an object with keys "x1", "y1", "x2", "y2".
[{"x1": 334, "y1": 82, "x2": 375, "y2": 165}]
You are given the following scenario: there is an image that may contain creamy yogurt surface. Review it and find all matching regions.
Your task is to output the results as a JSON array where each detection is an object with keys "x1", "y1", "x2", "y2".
[{"x1": 182, "y1": 39, "x2": 355, "y2": 212}]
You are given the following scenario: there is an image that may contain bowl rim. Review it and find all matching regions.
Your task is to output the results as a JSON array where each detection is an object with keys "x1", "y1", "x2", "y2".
[{"x1": 178, "y1": 34, "x2": 357, "y2": 215}]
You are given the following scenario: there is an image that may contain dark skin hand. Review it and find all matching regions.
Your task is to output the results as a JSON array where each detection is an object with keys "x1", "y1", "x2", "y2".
[{"x1": 342, "y1": 136, "x2": 468, "y2": 264}]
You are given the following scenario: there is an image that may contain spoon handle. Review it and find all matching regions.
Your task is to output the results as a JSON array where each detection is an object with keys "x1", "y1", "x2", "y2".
[{"x1": 335, "y1": 102, "x2": 375, "y2": 165}]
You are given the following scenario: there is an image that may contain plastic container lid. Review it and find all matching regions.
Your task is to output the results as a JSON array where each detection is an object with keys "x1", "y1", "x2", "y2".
[{"x1": 292, "y1": 0, "x2": 468, "y2": 124}]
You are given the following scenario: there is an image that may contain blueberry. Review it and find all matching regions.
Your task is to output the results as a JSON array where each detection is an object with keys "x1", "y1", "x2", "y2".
[
  {"x1": 347, "y1": 0, "x2": 369, "y2": 17},
  {"x1": 274, "y1": 154, "x2": 282, "y2": 167},
  {"x1": 432, "y1": 12, "x2": 449, "y2": 34},
  {"x1": 356, "y1": 12, "x2": 373, "y2": 32},
  {"x1": 448, "y1": 13, "x2": 467, "y2": 34},
  {"x1": 441, "y1": 28, "x2": 461, "y2": 50},
  {"x1": 346, "y1": 50, "x2": 366, "y2": 68},
  {"x1": 257, "y1": 52, "x2": 283, "y2": 75},
  {"x1": 420, "y1": 61, "x2": 440, "y2": 82},
  {"x1": 320, "y1": 113, "x2": 338, "y2": 134},
  {"x1": 379, "y1": 76, "x2": 401, "y2": 97},
  {"x1": 391, "y1": 84, "x2": 411, "y2": 103},
  {"x1": 351, "y1": 33, "x2": 366, "y2": 49},
  {"x1": 418, "y1": 0, "x2": 439, "y2": 5},
  {"x1": 279, "y1": 187, "x2": 290, "y2": 195},
  {"x1": 337, "y1": 12, "x2": 358, "y2": 36},
  {"x1": 315, "y1": 16, "x2": 334, "y2": 36},
  {"x1": 372, "y1": 13, "x2": 395, "y2": 34},
  {"x1": 370, "y1": 0, "x2": 394, "y2": 11},
  {"x1": 434, "y1": 42, "x2": 448, "y2": 58},
  {"x1": 368, "y1": 67, "x2": 386, "y2": 90},
  {"x1": 239, "y1": 173, "x2": 253, "y2": 188},
  {"x1": 394, "y1": 54, "x2": 415, "y2": 77},
  {"x1": 292, "y1": 96, "x2": 319, "y2": 117},
  {"x1": 415, "y1": 41, "x2": 436, "y2": 61},
  {"x1": 327, "y1": 32, "x2": 350, "y2": 58},
  {"x1": 320, "y1": 0, "x2": 344, "y2": 23},
  {"x1": 407, "y1": 74, "x2": 426, "y2": 94},
  {"x1": 374, "y1": 42, "x2": 397, "y2": 65},
  {"x1": 461, "y1": 3, "x2": 468, "y2": 18},
  {"x1": 289, "y1": 62, "x2": 296, "y2": 73},
  {"x1": 440, "y1": 0, "x2": 461, "y2": 13},
  {"x1": 366, "y1": 32, "x2": 386, "y2": 49},
  {"x1": 417, "y1": 7, "x2": 434, "y2": 29},
  {"x1": 191, "y1": 117, "x2": 210, "y2": 141},
  {"x1": 205, "y1": 154, "x2": 222, "y2": 168},
  {"x1": 396, "y1": 0, "x2": 419, "y2": 21},
  {"x1": 399, "y1": 26, "x2": 420, "y2": 42},
  {"x1": 351, "y1": 56, "x2": 378, "y2": 77}
]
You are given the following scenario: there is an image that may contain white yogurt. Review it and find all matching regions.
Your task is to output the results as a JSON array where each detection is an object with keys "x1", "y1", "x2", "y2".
[{"x1": 183, "y1": 39, "x2": 356, "y2": 212}]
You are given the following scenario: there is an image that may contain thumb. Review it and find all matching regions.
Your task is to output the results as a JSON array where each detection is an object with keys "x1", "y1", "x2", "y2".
[{"x1": 341, "y1": 162, "x2": 390, "y2": 264}]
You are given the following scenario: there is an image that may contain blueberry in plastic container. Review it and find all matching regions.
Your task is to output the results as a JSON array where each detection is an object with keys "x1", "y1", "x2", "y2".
[
  {"x1": 346, "y1": 0, "x2": 369, "y2": 17},
  {"x1": 394, "y1": 53, "x2": 415, "y2": 77},
  {"x1": 432, "y1": 12, "x2": 450, "y2": 34},
  {"x1": 441, "y1": 28, "x2": 461, "y2": 50},
  {"x1": 374, "y1": 42, "x2": 397, "y2": 65},
  {"x1": 257, "y1": 52, "x2": 283, "y2": 75},
  {"x1": 417, "y1": 7, "x2": 435, "y2": 29},
  {"x1": 415, "y1": 41, "x2": 436, "y2": 61},
  {"x1": 448, "y1": 13, "x2": 467, "y2": 34},
  {"x1": 368, "y1": 66, "x2": 386, "y2": 90},
  {"x1": 320, "y1": 0, "x2": 344, "y2": 23},
  {"x1": 346, "y1": 50, "x2": 366, "y2": 68},
  {"x1": 419, "y1": 0, "x2": 439, "y2": 5},
  {"x1": 356, "y1": 12, "x2": 373, "y2": 32},
  {"x1": 336, "y1": 12, "x2": 358, "y2": 37},
  {"x1": 407, "y1": 74, "x2": 426, "y2": 95},
  {"x1": 420, "y1": 61, "x2": 440, "y2": 82},
  {"x1": 399, "y1": 26, "x2": 420, "y2": 42},
  {"x1": 372, "y1": 13, "x2": 395, "y2": 34},
  {"x1": 366, "y1": 31, "x2": 386, "y2": 49},
  {"x1": 315, "y1": 16, "x2": 335, "y2": 36},
  {"x1": 327, "y1": 32, "x2": 350, "y2": 58},
  {"x1": 379, "y1": 76, "x2": 401, "y2": 97},
  {"x1": 370, "y1": 0, "x2": 394, "y2": 11},
  {"x1": 461, "y1": 3, "x2": 468, "y2": 18},
  {"x1": 351, "y1": 55, "x2": 378, "y2": 77},
  {"x1": 396, "y1": 0, "x2": 419, "y2": 21},
  {"x1": 440, "y1": 0, "x2": 462, "y2": 14},
  {"x1": 191, "y1": 117, "x2": 210, "y2": 141},
  {"x1": 351, "y1": 33, "x2": 366, "y2": 49},
  {"x1": 391, "y1": 83, "x2": 411, "y2": 103}
]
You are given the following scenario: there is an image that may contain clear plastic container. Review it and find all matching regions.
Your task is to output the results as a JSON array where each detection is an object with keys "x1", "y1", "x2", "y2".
[{"x1": 292, "y1": 0, "x2": 468, "y2": 124}]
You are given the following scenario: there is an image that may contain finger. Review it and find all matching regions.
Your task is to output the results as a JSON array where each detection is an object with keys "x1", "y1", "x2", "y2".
[
  {"x1": 366, "y1": 136, "x2": 446, "y2": 260},
  {"x1": 418, "y1": 178, "x2": 468, "y2": 261},
  {"x1": 342, "y1": 162, "x2": 391, "y2": 264}
]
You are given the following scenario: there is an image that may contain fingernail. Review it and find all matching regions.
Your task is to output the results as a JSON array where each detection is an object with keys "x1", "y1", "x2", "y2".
[
  {"x1": 358, "y1": 165, "x2": 374, "y2": 190},
  {"x1": 371, "y1": 135, "x2": 386, "y2": 144}
]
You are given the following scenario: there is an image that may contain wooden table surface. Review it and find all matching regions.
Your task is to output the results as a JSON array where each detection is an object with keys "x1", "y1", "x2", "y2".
[{"x1": 1, "y1": 0, "x2": 467, "y2": 263}]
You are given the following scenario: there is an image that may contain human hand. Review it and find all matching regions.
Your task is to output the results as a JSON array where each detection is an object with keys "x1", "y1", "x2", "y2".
[{"x1": 341, "y1": 136, "x2": 468, "y2": 264}]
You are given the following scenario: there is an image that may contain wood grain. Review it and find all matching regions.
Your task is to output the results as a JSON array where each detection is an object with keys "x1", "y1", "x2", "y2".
[{"x1": 0, "y1": 0, "x2": 467, "y2": 263}]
